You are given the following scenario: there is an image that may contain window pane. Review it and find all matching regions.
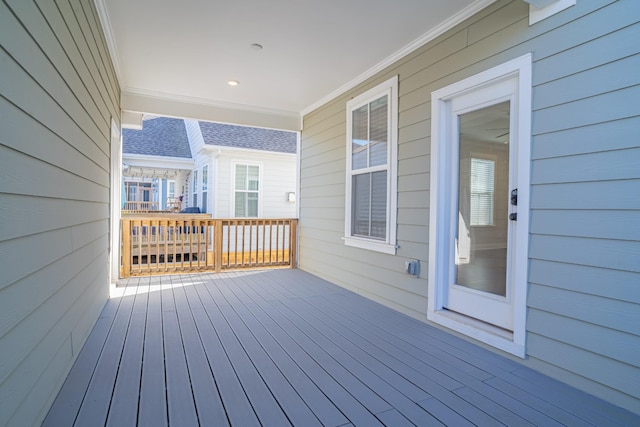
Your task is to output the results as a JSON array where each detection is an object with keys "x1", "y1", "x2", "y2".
[
  {"x1": 369, "y1": 96, "x2": 388, "y2": 167},
  {"x1": 202, "y1": 166, "x2": 208, "y2": 191},
  {"x1": 247, "y1": 192, "x2": 258, "y2": 217},
  {"x1": 351, "y1": 171, "x2": 387, "y2": 240},
  {"x1": 248, "y1": 165, "x2": 259, "y2": 191},
  {"x1": 235, "y1": 192, "x2": 246, "y2": 217},
  {"x1": 352, "y1": 173, "x2": 371, "y2": 236},
  {"x1": 235, "y1": 165, "x2": 247, "y2": 190},
  {"x1": 370, "y1": 171, "x2": 387, "y2": 239},
  {"x1": 352, "y1": 105, "x2": 369, "y2": 170}
]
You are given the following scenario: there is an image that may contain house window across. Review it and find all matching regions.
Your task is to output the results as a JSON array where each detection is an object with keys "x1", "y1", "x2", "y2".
[
  {"x1": 192, "y1": 170, "x2": 198, "y2": 208},
  {"x1": 234, "y1": 164, "x2": 260, "y2": 217},
  {"x1": 345, "y1": 75, "x2": 398, "y2": 254},
  {"x1": 202, "y1": 165, "x2": 208, "y2": 213},
  {"x1": 469, "y1": 158, "x2": 495, "y2": 226}
]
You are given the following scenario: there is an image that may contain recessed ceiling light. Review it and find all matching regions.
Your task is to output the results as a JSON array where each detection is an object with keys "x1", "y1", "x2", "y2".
[
  {"x1": 250, "y1": 43, "x2": 263, "y2": 51},
  {"x1": 228, "y1": 80, "x2": 239, "y2": 86}
]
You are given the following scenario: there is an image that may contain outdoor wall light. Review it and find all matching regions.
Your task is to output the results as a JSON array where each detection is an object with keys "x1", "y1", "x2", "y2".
[{"x1": 287, "y1": 192, "x2": 296, "y2": 203}]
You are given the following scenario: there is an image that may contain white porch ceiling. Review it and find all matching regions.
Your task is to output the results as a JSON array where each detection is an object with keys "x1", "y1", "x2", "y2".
[{"x1": 98, "y1": 0, "x2": 496, "y2": 130}]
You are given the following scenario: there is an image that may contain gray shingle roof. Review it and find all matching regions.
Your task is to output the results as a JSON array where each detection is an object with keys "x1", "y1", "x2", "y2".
[
  {"x1": 122, "y1": 117, "x2": 192, "y2": 158},
  {"x1": 199, "y1": 122, "x2": 297, "y2": 154}
]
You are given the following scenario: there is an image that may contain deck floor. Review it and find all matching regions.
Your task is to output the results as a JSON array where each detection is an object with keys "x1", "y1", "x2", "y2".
[{"x1": 43, "y1": 269, "x2": 638, "y2": 426}]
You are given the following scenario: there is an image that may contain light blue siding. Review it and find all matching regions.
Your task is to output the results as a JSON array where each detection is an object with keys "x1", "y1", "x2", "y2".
[{"x1": 300, "y1": 0, "x2": 640, "y2": 414}]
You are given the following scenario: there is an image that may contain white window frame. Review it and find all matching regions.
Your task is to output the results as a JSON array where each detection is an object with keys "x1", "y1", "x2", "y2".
[
  {"x1": 232, "y1": 162, "x2": 262, "y2": 218},
  {"x1": 344, "y1": 75, "x2": 398, "y2": 255},
  {"x1": 428, "y1": 54, "x2": 532, "y2": 357}
]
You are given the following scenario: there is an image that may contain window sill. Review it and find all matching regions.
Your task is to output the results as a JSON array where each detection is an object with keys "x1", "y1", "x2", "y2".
[{"x1": 344, "y1": 236, "x2": 397, "y2": 255}]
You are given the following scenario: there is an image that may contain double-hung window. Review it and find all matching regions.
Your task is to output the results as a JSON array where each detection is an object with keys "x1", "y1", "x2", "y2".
[
  {"x1": 345, "y1": 76, "x2": 398, "y2": 254},
  {"x1": 234, "y1": 163, "x2": 260, "y2": 217}
]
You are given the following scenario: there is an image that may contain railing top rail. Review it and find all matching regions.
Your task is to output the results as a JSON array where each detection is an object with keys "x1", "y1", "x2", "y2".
[
  {"x1": 122, "y1": 213, "x2": 213, "y2": 219},
  {"x1": 121, "y1": 216, "x2": 298, "y2": 221}
]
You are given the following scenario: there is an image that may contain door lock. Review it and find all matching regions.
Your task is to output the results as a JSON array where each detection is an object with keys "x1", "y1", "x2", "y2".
[
  {"x1": 510, "y1": 188, "x2": 518, "y2": 206},
  {"x1": 509, "y1": 212, "x2": 517, "y2": 221}
]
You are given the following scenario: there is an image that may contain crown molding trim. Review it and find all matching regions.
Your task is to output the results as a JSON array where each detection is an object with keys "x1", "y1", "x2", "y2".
[
  {"x1": 93, "y1": 0, "x2": 123, "y2": 87},
  {"x1": 300, "y1": 0, "x2": 497, "y2": 117}
]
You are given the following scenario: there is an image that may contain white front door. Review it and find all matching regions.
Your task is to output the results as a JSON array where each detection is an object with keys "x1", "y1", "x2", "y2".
[
  {"x1": 428, "y1": 54, "x2": 532, "y2": 356},
  {"x1": 446, "y1": 85, "x2": 517, "y2": 331}
]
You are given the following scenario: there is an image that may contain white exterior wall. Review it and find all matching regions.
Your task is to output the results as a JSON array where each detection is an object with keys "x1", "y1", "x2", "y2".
[{"x1": 214, "y1": 149, "x2": 297, "y2": 218}]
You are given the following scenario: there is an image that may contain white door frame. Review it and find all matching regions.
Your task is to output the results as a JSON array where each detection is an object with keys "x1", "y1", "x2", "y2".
[{"x1": 428, "y1": 54, "x2": 532, "y2": 357}]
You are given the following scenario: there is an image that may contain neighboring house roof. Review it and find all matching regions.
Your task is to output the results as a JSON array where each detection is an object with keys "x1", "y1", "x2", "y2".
[
  {"x1": 199, "y1": 122, "x2": 297, "y2": 154},
  {"x1": 122, "y1": 117, "x2": 192, "y2": 158}
]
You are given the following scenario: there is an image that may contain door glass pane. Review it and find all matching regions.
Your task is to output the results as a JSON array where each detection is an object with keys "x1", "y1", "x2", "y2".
[{"x1": 455, "y1": 101, "x2": 510, "y2": 296}]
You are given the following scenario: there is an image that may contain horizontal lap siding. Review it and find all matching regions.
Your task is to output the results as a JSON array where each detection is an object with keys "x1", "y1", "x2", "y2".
[
  {"x1": 0, "y1": 0, "x2": 119, "y2": 426},
  {"x1": 528, "y1": 0, "x2": 640, "y2": 414},
  {"x1": 300, "y1": 0, "x2": 640, "y2": 414},
  {"x1": 299, "y1": 0, "x2": 533, "y2": 322}
]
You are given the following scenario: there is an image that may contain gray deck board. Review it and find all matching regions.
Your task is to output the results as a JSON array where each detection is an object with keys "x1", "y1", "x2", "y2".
[
  {"x1": 73, "y1": 283, "x2": 136, "y2": 426},
  {"x1": 225, "y1": 276, "x2": 385, "y2": 426},
  {"x1": 106, "y1": 280, "x2": 146, "y2": 427},
  {"x1": 137, "y1": 277, "x2": 168, "y2": 427},
  {"x1": 162, "y1": 299, "x2": 199, "y2": 426},
  {"x1": 211, "y1": 276, "x2": 322, "y2": 426},
  {"x1": 216, "y1": 282, "x2": 349, "y2": 426},
  {"x1": 45, "y1": 269, "x2": 640, "y2": 426},
  {"x1": 41, "y1": 299, "x2": 120, "y2": 426},
  {"x1": 171, "y1": 276, "x2": 229, "y2": 426}
]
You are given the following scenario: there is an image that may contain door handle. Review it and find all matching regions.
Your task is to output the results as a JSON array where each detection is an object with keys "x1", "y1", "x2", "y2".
[{"x1": 509, "y1": 212, "x2": 517, "y2": 221}]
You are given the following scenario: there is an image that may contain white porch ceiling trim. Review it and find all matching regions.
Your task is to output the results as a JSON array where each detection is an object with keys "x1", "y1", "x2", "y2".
[
  {"x1": 121, "y1": 88, "x2": 302, "y2": 132},
  {"x1": 122, "y1": 153, "x2": 194, "y2": 170},
  {"x1": 95, "y1": 0, "x2": 498, "y2": 130}
]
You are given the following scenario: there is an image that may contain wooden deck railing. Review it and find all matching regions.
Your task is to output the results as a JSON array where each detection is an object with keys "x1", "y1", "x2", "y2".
[
  {"x1": 120, "y1": 216, "x2": 297, "y2": 277},
  {"x1": 123, "y1": 201, "x2": 160, "y2": 213}
]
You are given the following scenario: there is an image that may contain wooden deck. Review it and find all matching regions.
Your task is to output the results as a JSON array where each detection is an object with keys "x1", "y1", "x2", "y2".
[{"x1": 43, "y1": 270, "x2": 638, "y2": 426}]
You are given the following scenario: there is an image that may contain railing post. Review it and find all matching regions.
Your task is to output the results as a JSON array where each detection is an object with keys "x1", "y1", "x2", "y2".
[
  {"x1": 121, "y1": 218, "x2": 132, "y2": 277},
  {"x1": 214, "y1": 219, "x2": 223, "y2": 273},
  {"x1": 289, "y1": 219, "x2": 297, "y2": 268}
]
